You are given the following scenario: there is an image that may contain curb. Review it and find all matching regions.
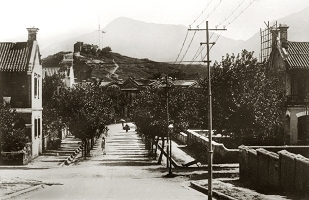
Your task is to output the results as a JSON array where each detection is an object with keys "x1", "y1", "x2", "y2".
[
  {"x1": 190, "y1": 182, "x2": 237, "y2": 200},
  {"x1": 2, "y1": 184, "x2": 44, "y2": 200},
  {"x1": 60, "y1": 142, "x2": 84, "y2": 166}
]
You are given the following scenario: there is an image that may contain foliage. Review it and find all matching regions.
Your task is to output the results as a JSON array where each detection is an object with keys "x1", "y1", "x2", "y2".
[
  {"x1": 44, "y1": 50, "x2": 205, "y2": 82},
  {"x1": 131, "y1": 87, "x2": 205, "y2": 139},
  {"x1": 0, "y1": 105, "x2": 29, "y2": 152},
  {"x1": 51, "y1": 83, "x2": 115, "y2": 140},
  {"x1": 42, "y1": 73, "x2": 66, "y2": 139},
  {"x1": 102, "y1": 85, "x2": 127, "y2": 119},
  {"x1": 200, "y1": 50, "x2": 284, "y2": 145},
  {"x1": 42, "y1": 51, "x2": 71, "y2": 68},
  {"x1": 100, "y1": 46, "x2": 112, "y2": 55}
]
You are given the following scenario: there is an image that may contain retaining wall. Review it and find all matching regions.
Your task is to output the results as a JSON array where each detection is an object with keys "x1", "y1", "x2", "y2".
[
  {"x1": 239, "y1": 146, "x2": 309, "y2": 195},
  {"x1": 186, "y1": 129, "x2": 238, "y2": 164},
  {"x1": 174, "y1": 132, "x2": 187, "y2": 144}
]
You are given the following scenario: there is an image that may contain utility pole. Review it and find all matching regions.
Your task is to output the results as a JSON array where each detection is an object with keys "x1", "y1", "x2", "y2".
[
  {"x1": 189, "y1": 21, "x2": 226, "y2": 200},
  {"x1": 166, "y1": 76, "x2": 170, "y2": 170},
  {"x1": 165, "y1": 76, "x2": 173, "y2": 176}
]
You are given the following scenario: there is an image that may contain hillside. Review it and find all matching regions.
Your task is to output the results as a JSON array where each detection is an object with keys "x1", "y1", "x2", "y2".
[{"x1": 42, "y1": 50, "x2": 207, "y2": 81}]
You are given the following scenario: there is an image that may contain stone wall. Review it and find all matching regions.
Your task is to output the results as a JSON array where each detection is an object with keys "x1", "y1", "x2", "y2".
[
  {"x1": 239, "y1": 146, "x2": 309, "y2": 195},
  {"x1": 174, "y1": 131, "x2": 187, "y2": 145},
  {"x1": 186, "y1": 129, "x2": 239, "y2": 164}
]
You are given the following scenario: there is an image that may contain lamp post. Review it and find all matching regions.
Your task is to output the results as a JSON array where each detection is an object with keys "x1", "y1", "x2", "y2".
[{"x1": 161, "y1": 75, "x2": 174, "y2": 177}]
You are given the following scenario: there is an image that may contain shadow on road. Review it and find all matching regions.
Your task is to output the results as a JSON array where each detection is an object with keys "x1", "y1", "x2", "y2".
[{"x1": 95, "y1": 161, "x2": 158, "y2": 167}]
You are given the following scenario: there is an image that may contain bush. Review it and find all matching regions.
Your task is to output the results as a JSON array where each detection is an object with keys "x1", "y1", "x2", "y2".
[{"x1": 1, "y1": 128, "x2": 29, "y2": 152}]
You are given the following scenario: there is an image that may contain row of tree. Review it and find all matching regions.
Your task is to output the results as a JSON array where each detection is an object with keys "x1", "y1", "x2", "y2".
[
  {"x1": 130, "y1": 50, "x2": 285, "y2": 147},
  {"x1": 42, "y1": 74, "x2": 126, "y2": 156}
]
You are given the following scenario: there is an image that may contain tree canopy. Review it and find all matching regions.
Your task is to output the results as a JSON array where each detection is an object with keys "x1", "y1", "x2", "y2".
[
  {"x1": 201, "y1": 50, "x2": 285, "y2": 145},
  {"x1": 131, "y1": 50, "x2": 285, "y2": 146}
]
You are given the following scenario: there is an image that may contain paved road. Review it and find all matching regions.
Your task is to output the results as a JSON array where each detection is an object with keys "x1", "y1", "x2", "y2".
[{"x1": 2, "y1": 123, "x2": 206, "y2": 200}]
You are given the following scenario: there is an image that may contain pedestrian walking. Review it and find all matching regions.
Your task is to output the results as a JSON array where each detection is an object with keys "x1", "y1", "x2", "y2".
[
  {"x1": 124, "y1": 124, "x2": 130, "y2": 132},
  {"x1": 101, "y1": 135, "x2": 106, "y2": 155}
]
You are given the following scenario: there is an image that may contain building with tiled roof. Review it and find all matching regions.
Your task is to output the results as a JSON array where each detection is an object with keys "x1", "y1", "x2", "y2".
[
  {"x1": 0, "y1": 28, "x2": 43, "y2": 159},
  {"x1": 268, "y1": 24, "x2": 309, "y2": 144}
]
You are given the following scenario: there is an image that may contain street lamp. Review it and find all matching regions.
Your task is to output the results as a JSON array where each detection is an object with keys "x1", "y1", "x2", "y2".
[{"x1": 161, "y1": 75, "x2": 175, "y2": 177}]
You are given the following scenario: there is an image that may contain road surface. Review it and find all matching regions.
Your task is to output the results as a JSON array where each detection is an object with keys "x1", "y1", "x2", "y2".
[{"x1": 1, "y1": 123, "x2": 206, "y2": 200}]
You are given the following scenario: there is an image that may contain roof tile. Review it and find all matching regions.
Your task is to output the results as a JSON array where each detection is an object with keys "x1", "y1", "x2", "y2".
[
  {"x1": 287, "y1": 42, "x2": 309, "y2": 69},
  {"x1": 0, "y1": 42, "x2": 32, "y2": 71}
]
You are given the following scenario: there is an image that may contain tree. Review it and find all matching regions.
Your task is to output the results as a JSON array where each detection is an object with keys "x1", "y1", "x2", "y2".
[
  {"x1": 51, "y1": 82, "x2": 115, "y2": 156},
  {"x1": 0, "y1": 105, "x2": 28, "y2": 152},
  {"x1": 200, "y1": 50, "x2": 284, "y2": 146},
  {"x1": 42, "y1": 73, "x2": 66, "y2": 141},
  {"x1": 102, "y1": 85, "x2": 127, "y2": 119},
  {"x1": 101, "y1": 46, "x2": 112, "y2": 54},
  {"x1": 131, "y1": 87, "x2": 205, "y2": 141}
]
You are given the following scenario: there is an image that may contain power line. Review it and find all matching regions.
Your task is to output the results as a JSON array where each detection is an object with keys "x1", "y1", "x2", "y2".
[
  {"x1": 199, "y1": 0, "x2": 256, "y2": 63},
  {"x1": 215, "y1": 0, "x2": 246, "y2": 28},
  {"x1": 187, "y1": 0, "x2": 246, "y2": 67},
  {"x1": 173, "y1": 30, "x2": 189, "y2": 64},
  {"x1": 190, "y1": 0, "x2": 215, "y2": 27},
  {"x1": 174, "y1": 0, "x2": 222, "y2": 65},
  {"x1": 178, "y1": 31, "x2": 197, "y2": 64},
  {"x1": 224, "y1": 0, "x2": 256, "y2": 27},
  {"x1": 198, "y1": 0, "x2": 224, "y2": 27},
  {"x1": 180, "y1": 0, "x2": 255, "y2": 75}
]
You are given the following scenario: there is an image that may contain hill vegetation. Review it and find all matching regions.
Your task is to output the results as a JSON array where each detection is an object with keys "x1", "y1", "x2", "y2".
[{"x1": 42, "y1": 47, "x2": 207, "y2": 81}]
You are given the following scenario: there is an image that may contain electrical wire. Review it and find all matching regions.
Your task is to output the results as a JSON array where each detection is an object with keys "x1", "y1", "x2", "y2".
[
  {"x1": 180, "y1": 0, "x2": 256, "y2": 76},
  {"x1": 190, "y1": 0, "x2": 215, "y2": 27},
  {"x1": 176, "y1": 0, "x2": 223, "y2": 65},
  {"x1": 190, "y1": 0, "x2": 246, "y2": 64},
  {"x1": 173, "y1": 30, "x2": 189, "y2": 64},
  {"x1": 178, "y1": 31, "x2": 197, "y2": 64},
  {"x1": 198, "y1": 0, "x2": 224, "y2": 27},
  {"x1": 199, "y1": 0, "x2": 256, "y2": 63}
]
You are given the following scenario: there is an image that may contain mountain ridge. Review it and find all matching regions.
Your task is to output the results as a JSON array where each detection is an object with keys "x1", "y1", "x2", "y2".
[{"x1": 41, "y1": 7, "x2": 309, "y2": 62}]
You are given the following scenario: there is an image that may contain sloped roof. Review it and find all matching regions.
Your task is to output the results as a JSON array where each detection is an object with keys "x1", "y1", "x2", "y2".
[
  {"x1": 42, "y1": 67, "x2": 60, "y2": 79},
  {"x1": 286, "y1": 41, "x2": 309, "y2": 69},
  {"x1": 0, "y1": 42, "x2": 32, "y2": 71},
  {"x1": 149, "y1": 79, "x2": 200, "y2": 88},
  {"x1": 173, "y1": 80, "x2": 196, "y2": 86}
]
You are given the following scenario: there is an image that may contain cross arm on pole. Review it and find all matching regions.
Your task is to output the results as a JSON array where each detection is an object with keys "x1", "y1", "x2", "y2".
[
  {"x1": 188, "y1": 28, "x2": 227, "y2": 31},
  {"x1": 201, "y1": 42, "x2": 215, "y2": 45}
]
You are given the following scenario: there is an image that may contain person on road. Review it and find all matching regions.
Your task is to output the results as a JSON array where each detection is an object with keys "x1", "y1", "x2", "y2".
[
  {"x1": 101, "y1": 135, "x2": 106, "y2": 155},
  {"x1": 125, "y1": 124, "x2": 130, "y2": 132},
  {"x1": 104, "y1": 126, "x2": 109, "y2": 136}
]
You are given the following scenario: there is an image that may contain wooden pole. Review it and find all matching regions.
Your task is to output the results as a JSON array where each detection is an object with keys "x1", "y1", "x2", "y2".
[{"x1": 206, "y1": 21, "x2": 213, "y2": 200}]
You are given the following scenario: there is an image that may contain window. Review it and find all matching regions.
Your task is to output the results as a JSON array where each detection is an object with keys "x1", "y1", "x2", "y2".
[
  {"x1": 38, "y1": 118, "x2": 41, "y2": 136},
  {"x1": 34, "y1": 118, "x2": 38, "y2": 137},
  {"x1": 34, "y1": 76, "x2": 40, "y2": 99},
  {"x1": 34, "y1": 77, "x2": 37, "y2": 98},
  {"x1": 38, "y1": 79, "x2": 40, "y2": 99}
]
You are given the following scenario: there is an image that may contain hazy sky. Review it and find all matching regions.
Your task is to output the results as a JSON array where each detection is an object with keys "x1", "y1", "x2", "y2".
[{"x1": 1, "y1": 0, "x2": 309, "y2": 50}]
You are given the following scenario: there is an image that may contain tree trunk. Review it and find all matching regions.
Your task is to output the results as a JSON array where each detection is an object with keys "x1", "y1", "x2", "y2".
[
  {"x1": 157, "y1": 137, "x2": 165, "y2": 165},
  {"x1": 154, "y1": 136, "x2": 159, "y2": 159}
]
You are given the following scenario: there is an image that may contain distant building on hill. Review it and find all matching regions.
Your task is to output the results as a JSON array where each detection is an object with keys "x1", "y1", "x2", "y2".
[{"x1": 74, "y1": 42, "x2": 98, "y2": 53}]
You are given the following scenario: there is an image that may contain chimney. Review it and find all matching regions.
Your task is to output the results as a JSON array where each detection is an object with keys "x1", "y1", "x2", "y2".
[
  {"x1": 278, "y1": 24, "x2": 289, "y2": 48},
  {"x1": 27, "y1": 27, "x2": 39, "y2": 42}
]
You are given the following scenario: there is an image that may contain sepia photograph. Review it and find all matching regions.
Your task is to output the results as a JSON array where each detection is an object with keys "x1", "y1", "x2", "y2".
[{"x1": 1, "y1": 0, "x2": 309, "y2": 199}]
